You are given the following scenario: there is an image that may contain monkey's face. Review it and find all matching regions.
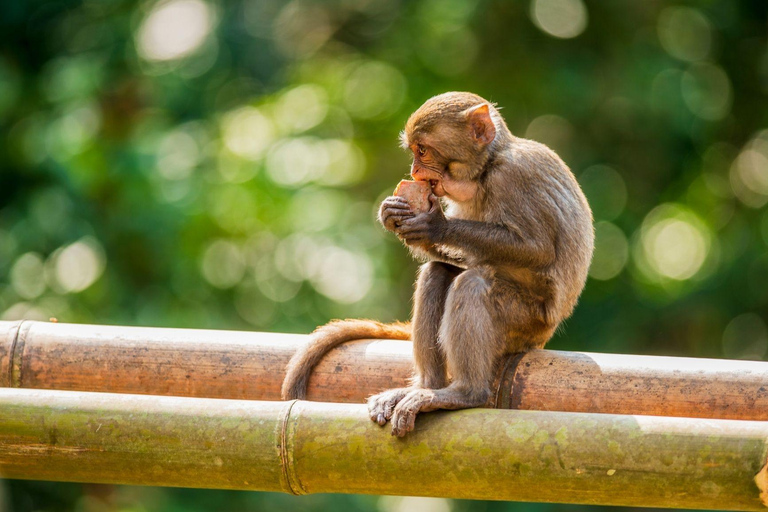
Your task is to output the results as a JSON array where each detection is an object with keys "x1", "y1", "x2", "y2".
[
  {"x1": 404, "y1": 129, "x2": 491, "y2": 203},
  {"x1": 408, "y1": 140, "x2": 446, "y2": 193},
  {"x1": 405, "y1": 140, "x2": 478, "y2": 202},
  {"x1": 402, "y1": 96, "x2": 498, "y2": 201}
]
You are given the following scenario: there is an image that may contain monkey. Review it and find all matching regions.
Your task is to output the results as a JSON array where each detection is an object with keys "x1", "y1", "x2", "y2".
[{"x1": 282, "y1": 92, "x2": 594, "y2": 437}]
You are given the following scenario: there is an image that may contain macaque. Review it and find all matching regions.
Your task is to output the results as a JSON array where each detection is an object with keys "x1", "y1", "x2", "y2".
[{"x1": 282, "y1": 92, "x2": 594, "y2": 437}]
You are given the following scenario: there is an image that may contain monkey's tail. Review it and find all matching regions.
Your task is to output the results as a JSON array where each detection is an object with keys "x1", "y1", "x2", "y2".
[{"x1": 281, "y1": 319, "x2": 412, "y2": 400}]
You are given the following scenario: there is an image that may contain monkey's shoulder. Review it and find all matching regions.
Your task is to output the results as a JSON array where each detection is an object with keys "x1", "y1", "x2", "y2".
[
  {"x1": 493, "y1": 139, "x2": 589, "y2": 216},
  {"x1": 503, "y1": 138, "x2": 569, "y2": 177}
]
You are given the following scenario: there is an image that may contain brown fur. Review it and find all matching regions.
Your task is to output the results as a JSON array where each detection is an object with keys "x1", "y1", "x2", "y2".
[
  {"x1": 281, "y1": 320, "x2": 411, "y2": 400},
  {"x1": 282, "y1": 92, "x2": 594, "y2": 437}
]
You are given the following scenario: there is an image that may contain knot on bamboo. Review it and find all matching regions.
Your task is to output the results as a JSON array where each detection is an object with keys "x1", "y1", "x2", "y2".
[{"x1": 279, "y1": 399, "x2": 306, "y2": 495}]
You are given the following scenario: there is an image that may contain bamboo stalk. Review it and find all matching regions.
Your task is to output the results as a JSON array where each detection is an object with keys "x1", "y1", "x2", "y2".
[
  {"x1": 0, "y1": 388, "x2": 766, "y2": 510},
  {"x1": 3, "y1": 320, "x2": 768, "y2": 421}
]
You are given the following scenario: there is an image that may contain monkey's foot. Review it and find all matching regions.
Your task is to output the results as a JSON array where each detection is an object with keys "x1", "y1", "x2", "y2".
[
  {"x1": 368, "y1": 387, "x2": 411, "y2": 426},
  {"x1": 390, "y1": 386, "x2": 491, "y2": 437},
  {"x1": 390, "y1": 388, "x2": 438, "y2": 437}
]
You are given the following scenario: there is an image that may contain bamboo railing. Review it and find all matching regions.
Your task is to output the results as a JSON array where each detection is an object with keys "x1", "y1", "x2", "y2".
[
  {"x1": 2, "y1": 320, "x2": 768, "y2": 420},
  {"x1": 2, "y1": 388, "x2": 768, "y2": 510},
  {"x1": 4, "y1": 320, "x2": 768, "y2": 509}
]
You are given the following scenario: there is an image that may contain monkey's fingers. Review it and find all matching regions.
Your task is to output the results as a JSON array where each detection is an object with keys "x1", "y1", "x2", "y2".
[
  {"x1": 396, "y1": 223, "x2": 430, "y2": 242},
  {"x1": 391, "y1": 389, "x2": 432, "y2": 437},
  {"x1": 369, "y1": 397, "x2": 396, "y2": 426},
  {"x1": 385, "y1": 213, "x2": 414, "y2": 225},
  {"x1": 381, "y1": 196, "x2": 413, "y2": 211},
  {"x1": 427, "y1": 193, "x2": 441, "y2": 213},
  {"x1": 381, "y1": 206, "x2": 414, "y2": 221},
  {"x1": 397, "y1": 217, "x2": 428, "y2": 231},
  {"x1": 384, "y1": 215, "x2": 415, "y2": 233},
  {"x1": 368, "y1": 388, "x2": 410, "y2": 426}
]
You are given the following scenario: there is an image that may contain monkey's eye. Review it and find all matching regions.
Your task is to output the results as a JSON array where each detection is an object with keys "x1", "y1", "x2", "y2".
[{"x1": 417, "y1": 144, "x2": 427, "y2": 157}]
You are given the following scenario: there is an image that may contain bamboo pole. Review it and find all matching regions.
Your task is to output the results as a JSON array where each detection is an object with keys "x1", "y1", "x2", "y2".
[
  {"x1": 3, "y1": 320, "x2": 768, "y2": 420},
  {"x1": 0, "y1": 388, "x2": 767, "y2": 510}
]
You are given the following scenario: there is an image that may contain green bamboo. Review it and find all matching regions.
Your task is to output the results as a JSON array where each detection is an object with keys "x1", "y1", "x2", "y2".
[{"x1": 0, "y1": 388, "x2": 766, "y2": 510}]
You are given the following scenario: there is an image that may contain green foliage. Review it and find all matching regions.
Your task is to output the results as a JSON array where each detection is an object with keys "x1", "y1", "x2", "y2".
[{"x1": 1, "y1": 0, "x2": 767, "y2": 510}]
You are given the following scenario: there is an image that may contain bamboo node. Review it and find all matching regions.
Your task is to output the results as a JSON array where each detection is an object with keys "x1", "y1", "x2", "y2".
[
  {"x1": 493, "y1": 352, "x2": 526, "y2": 409},
  {"x1": 279, "y1": 399, "x2": 307, "y2": 496},
  {"x1": 8, "y1": 320, "x2": 30, "y2": 388}
]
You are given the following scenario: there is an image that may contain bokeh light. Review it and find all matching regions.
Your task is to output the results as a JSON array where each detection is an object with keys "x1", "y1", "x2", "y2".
[
  {"x1": 2, "y1": 302, "x2": 49, "y2": 322},
  {"x1": 46, "y1": 101, "x2": 101, "y2": 159},
  {"x1": 316, "y1": 139, "x2": 366, "y2": 186},
  {"x1": 530, "y1": 0, "x2": 588, "y2": 39},
  {"x1": 379, "y1": 496, "x2": 452, "y2": 512},
  {"x1": 578, "y1": 165, "x2": 627, "y2": 221},
  {"x1": 274, "y1": 84, "x2": 329, "y2": 134},
  {"x1": 208, "y1": 186, "x2": 259, "y2": 234},
  {"x1": 40, "y1": 56, "x2": 103, "y2": 103},
  {"x1": 137, "y1": 0, "x2": 213, "y2": 62},
  {"x1": 50, "y1": 238, "x2": 106, "y2": 294},
  {"x1": 681, "y1": 62, "x2": 732, "y2": 121},
  {"x1": 157, "y1": 127, "x2": 202, "y2": 180},
  {"x1": 221, "y1": 106, "x2": 275, "y2": 161},
  {"x1": 343, "y1": 61, "x2": 406, "y2": 120},
  {"x1": 200, "y1": 239, "x2": 245, "y2": 288},
  {"x1": 635, "y1": 204, "x2": 711, "y2": 282},
  {"x1": 589, "y1": 222, "x2": 629, "y2": 281},
  {"x1": 10, "y1": 253, "x2": 46, "y2": 300},
  {"x1": 524, "y1": 115, "x2": 573, "y2": 159},
  {"x1": 272, "y1": 2, "x2": 332, "y2": 59},
  {"x1": 266, "y1": 137, "x2": 329, "y2": 187},
  {"x1": 234, "y1": 282, "x2": 277, "y2": 326},
  {"x1": 288, "y1": 188, "x2": 345, "y2": 233},
  {"x1": 421, "y1": 28, "x2": 478, "y2": 76},
  {"x1": 657, "y1": 7, "x2": 713, "y2": 62},
  {"x1": 722, "y1": 313, "x2": 768, "y2": 360},
  {"x1": 310, "y1": 246, "x2": 373, "y2": 304},
  {"x1": 415, "y1": 1, "x2": 479, "y2": 79},
  {"x1": 730, "y1": 130, "x2": 768, "y2": 208}
]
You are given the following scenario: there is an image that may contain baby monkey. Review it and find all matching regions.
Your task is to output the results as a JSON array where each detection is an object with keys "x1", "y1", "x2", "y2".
[{"x1": 282, "y1": 92, "x2": 594, "y2": 437}]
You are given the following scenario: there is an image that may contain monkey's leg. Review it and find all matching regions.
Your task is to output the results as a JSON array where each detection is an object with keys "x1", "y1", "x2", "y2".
[
  {"x1": 390, "y1": 268, "x2": 507, "y2": 437},
  {"x1": 368, "y1": 261, "x2": 460, "y2": 426},
  {"x1": 414, "y1": 261, "x2": 462, "y2": 388}
]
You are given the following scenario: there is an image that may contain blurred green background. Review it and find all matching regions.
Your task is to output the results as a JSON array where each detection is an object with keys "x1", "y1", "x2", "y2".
[{"x1": 1, "y1": 0, "x2": 767, "y2": 510}]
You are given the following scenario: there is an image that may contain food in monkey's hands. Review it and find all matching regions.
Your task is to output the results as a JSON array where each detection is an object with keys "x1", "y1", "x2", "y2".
[{"x1": 394, "y1": 180, "x2": 432, "y2": 214}]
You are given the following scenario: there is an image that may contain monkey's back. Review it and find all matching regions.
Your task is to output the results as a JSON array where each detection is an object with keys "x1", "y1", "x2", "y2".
[{"x1": 491, "y1": 138, "x2": 594, "y2": 326}]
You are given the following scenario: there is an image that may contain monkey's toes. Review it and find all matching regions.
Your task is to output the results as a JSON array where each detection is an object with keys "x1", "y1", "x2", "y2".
[
  {"x1": 367, "y1": 396, "x2": 394, "y2": 426},
  {"x1": 390, "y1": 408, "x2": 417, "y2": 437},
  {"x1": 390, "y1": 390, "x2": 434, "y2": 437},
  {"x1": 367, "y1": 388, "x2": 410, "y2": 426}
]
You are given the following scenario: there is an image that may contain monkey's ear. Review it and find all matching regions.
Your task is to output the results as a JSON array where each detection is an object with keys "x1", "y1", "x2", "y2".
[{"x1": 466, "y1": 103, "x2": 496, "y2": 146}]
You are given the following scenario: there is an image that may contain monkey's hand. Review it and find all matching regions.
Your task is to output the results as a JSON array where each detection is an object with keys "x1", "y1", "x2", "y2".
[
  {"x1": 378, "y1": 196, "x2": 415, "y2": 233},
  {"x1": 397, "y1": 194, "x2": 447, "y2": 246}
]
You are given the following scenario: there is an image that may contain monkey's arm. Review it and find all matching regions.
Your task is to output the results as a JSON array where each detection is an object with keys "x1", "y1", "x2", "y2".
[
  {"x1": 397, "y1": 179, "x2": 557, "y2": 268},
  {"x1": 409, "y1": 244, "x2": 467, "y2": 267},
  {"x1": 399, "y1": 209, "x2": 555, "y2": 269},
  {"x1": 439, "y1": 218, "x2": 555, "y2": 268}
]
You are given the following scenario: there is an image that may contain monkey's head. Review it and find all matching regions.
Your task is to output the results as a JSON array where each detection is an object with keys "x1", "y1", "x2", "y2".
[{"x1": 401, "y1": 92, "x2": 504, "y2": 200}]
